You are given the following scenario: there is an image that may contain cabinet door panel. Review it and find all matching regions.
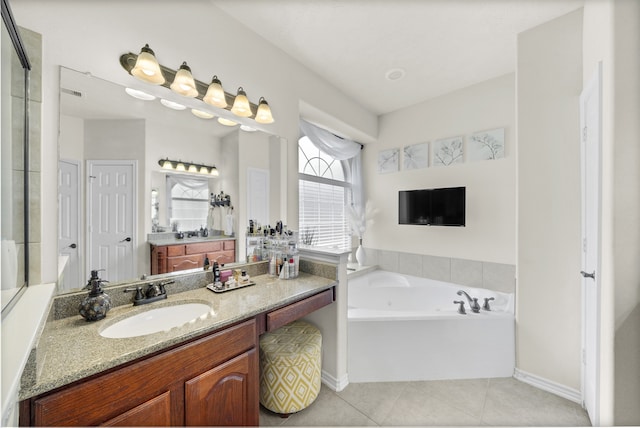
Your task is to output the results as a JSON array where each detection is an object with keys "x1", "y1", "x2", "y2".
[
  {"x1": 100, "y1": 391, "x2": 172, "y2": 426},
  {"x1": 185, "y1": 349, "x2": 258, "y2": 426}
]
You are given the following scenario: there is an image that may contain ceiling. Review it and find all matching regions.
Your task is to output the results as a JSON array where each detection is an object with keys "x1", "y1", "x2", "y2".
[{"x1": 211, "y1": 0, "x2": 584, "y2": 115}]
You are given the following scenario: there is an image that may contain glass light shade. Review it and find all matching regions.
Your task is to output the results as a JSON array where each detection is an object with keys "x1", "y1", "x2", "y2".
[
  {"x1": 188, "y1": 164, "x2": 199, "y2": 173},
  {"x1": 203, "y1": 76, "x2": 228, "y2": 108},
  {"x1": 160, "y1": 159, "x2": 173, "y2": 170},
  {"x1": 191, "y1": 109, "x2": 214, "y2": 119},
  {"x1": 210, "y1": 167, "x2": 219, "y2": 177},
  {"x1": 175, "y1": 162, "x2": 186, "y2": 172},
  {"x1": 199, "y1": 166, "x2": 209, "y2": 174},
  {"x1": 131, "y1": 44, "x2": 165, "y2": 85},
  {"x1": 255, "y1": 97, "x2": 274, "y2": 124},
  {"x1": 217, "y1": 117, "x2": 238, "y2": 126},
  {"x1": 125, "y1": 87, "x2": 156, "y2": 101},
  {"x1": 160, "y1": 98, "x2": 186, "y2": 110},
  {"x1": 170, "y1": 62, "x2": 198, "y2": 97},
  {"x1": 230, "y1": 87, "x2": 252, "y2": 117}
]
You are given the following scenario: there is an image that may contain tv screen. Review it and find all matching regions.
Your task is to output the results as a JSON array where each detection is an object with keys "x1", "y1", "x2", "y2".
[{"x1": 399, "y1": 187, "x2": 465, "y2": 226}]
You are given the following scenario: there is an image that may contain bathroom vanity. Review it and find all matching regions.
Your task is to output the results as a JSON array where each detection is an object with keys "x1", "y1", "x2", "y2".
[
  {"x1": 150, "y1": 238, "x2": 236, "y2": 275},
  {"x1": 18, "y1": 270, "x2": 335, "y2": 426}
]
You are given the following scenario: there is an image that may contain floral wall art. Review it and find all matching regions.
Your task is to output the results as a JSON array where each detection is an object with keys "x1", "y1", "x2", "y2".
[
  {"x1": 432, "y1": 136, "x2": 464, "y2": 167},
  {"x1": 377, "y1": 148, "x2": 399, "y2": 173},
  {"x1": 403, "y1": 142, "x2": 429, "y2": 170},
  {"x1": 468, "y1": 128, "x2": 505, "y2": 161}
]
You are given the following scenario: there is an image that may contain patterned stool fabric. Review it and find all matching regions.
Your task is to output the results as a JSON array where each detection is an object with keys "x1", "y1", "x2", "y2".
[{"x1": 259, "y1": 320, "x2": 322, "y2": 414}]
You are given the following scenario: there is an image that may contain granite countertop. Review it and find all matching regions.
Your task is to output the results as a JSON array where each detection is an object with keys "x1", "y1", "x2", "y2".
[
  {"x1": 20, "y1": 272, "x2": 336, "y2": 400},
  {"x1": 148, "y1": 235, "x2": 236, "y2": 246}
]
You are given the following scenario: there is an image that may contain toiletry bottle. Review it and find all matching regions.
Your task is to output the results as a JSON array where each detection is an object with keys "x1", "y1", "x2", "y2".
[
  {"x1": 79, "y1": 270, "x2": 111, "y2": 321},
  {"x1": 269, "y1": 254, "x2": 276, "y2": 276},
  {"x1": 289, "y1": 258, "x2": 295, "y2": 278},
  {"x1": 203, "y1": 256, "x2": 210, "y2": 270}
]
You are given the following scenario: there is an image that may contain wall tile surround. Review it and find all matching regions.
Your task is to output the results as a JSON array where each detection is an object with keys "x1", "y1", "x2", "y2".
[{"x1": 362, "y1": 247, "x2": 515, "y2": 294}]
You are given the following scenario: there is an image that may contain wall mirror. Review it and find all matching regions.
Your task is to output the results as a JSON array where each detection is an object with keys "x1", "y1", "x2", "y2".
[
  {"x1": 58, "y1": 66, "x2": 285, "y2": 294},
  {"x1": 1, "y1": 2, "x2": 31, "y2": 315}
]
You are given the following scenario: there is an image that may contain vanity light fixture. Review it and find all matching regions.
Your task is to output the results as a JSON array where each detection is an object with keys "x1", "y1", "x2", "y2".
[
  {"x1": 230, "y1": 87, "x2": 252, "y2": 117},
  {"x1": 120, "y1": 47, "x2": 275, "y2": 124},
  {"x1": 130, "y1": 44, "x2": 165, "y2": 85},
  {"x1": 255, "y1": 97, "x2": 274, "y2": 124},
  {"x1": 158, "y1": 158, "x2": 219, "y2": 177},
  {"x1": 203, "y1": 75, "x2": 227, "y2": 108},
  {"x1": 170, "y1": 62, "x2": 198, "y2": 97}
]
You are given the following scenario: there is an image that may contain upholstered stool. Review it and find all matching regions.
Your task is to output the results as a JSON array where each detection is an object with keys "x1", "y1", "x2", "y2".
[{"x1": 259, "y1": 320, "x2": 322, "y2": 415}]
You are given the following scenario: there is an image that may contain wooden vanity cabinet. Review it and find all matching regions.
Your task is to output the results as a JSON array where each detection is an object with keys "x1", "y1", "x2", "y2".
[
  {"x1": 21, "y1": 286, "x2": 336, "y2": 427},
  {"x1": 151, "y1": 239, "x2": 235, "y2": 275},
  {"x1": 24, "y1": 319, "x2": 258, "y2": 427}
]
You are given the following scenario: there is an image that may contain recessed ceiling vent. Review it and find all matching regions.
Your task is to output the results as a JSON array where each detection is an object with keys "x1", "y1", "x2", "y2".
[{"x1": 61, "y1": 87, "x2": 83, "y2": 97}]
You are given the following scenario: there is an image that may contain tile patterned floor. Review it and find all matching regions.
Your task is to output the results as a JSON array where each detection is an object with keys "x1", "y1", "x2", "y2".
[{"x1": 259, "y1": 378, "x2": 592, "y2": 426}]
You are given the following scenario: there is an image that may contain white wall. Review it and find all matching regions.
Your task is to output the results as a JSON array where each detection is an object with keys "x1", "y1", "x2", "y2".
[
  {"x1": 367, "y1": 74, "x2": 516, "y2": 265},
  {"x1": 516, "y1": 9, "x2": 583, "y2": 392}
]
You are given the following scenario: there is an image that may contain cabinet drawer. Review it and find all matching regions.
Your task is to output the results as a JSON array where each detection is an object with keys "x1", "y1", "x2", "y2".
[
  {"x1": 167, "y1": 255, "x2": 202, "y2": 272},
  {"x1": 266, "y1": 288, "x2": 334, "y2": 332},
  {"x1": 223, "y1": 240, "x2": 235, "y2": 250},
  {"x1": 167, "y1": 245, "x2": 185, "y2": 257},
  {"x1": 186, "y1": 241, "x2": 222, "y2": 255}
]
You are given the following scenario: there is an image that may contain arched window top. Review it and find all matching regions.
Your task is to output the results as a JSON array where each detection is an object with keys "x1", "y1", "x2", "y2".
[{"x1": 298, "y1": 135, "x2": 346, "y2": 182}]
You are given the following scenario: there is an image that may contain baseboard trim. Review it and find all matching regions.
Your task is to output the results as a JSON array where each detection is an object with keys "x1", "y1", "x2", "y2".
[
  {"x1": 321, "y1": 370, "x2": 349, "y2": 392},
  {"x1": 514, "y1": 368, "x2": 582, "y2": 404}
]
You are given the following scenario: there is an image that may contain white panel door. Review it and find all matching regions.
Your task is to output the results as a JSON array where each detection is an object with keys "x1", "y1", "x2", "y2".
[
  {"x1": 580, "y1": 62, "x2": 602, "y2": 426},
  {"x1": 87, "y1": 160, "x2": 136, "y2": 283},
  {"x1": 58, "y1": 159, "x2": 81, "y2": 291}
]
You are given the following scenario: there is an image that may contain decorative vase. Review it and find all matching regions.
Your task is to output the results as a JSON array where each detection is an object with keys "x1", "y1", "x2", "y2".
[{"x1": 355, "y1": 238, "x2": 366, "y2": 267}]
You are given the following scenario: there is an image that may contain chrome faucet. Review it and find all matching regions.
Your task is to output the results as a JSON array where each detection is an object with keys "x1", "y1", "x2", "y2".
[{"x1": 457, "y1": 290, "x2": 481, "y2": 313}]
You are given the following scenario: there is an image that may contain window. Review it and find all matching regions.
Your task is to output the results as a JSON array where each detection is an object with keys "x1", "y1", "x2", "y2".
[
  {"x1": 298, "y1": 135, "x2": 351, "y2": 249},
  {"x1": 166, "y1": 175, "x2": 209, "y2": 231}
]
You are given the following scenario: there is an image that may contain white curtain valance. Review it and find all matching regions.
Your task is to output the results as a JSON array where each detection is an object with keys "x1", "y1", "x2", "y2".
[{"x1": 300, "y1": 119, "x2": 365, "y2": 236}]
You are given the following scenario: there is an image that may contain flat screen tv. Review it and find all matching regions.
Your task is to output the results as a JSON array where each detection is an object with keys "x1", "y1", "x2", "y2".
[{"x1": 399, "y1": 187, "x2": 465, "y2": 226}]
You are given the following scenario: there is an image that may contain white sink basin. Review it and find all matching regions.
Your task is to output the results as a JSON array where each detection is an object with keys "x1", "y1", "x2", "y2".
[{"x1": 100, "y1": 302, "x2": 214, "y2": 339}]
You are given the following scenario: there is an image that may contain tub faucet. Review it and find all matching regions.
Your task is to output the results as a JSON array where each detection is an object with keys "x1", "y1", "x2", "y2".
[
  {"x1": 453, "y1": 300, "x2": 466, "y2": 314},
  {"x1": 457, "y1": 290, "x2": 481, "y2": 313}
]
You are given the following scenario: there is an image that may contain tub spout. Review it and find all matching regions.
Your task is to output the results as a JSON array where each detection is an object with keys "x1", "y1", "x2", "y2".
[{"x1": 457, "y1": 290, "x2": 480, "y2": 313}]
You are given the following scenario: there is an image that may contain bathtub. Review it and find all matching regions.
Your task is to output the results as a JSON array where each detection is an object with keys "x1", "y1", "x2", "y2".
[{"x1": 347, "y1": 270, "x2": 515, "y2": 383}]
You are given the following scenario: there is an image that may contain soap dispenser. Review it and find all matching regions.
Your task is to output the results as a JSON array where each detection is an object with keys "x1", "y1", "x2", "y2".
[{"x1": 79, "y1": 270, "x2": 112, "y2": 321}]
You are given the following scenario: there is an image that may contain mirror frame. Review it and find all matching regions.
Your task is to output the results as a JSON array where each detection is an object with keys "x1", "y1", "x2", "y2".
[{"x1": 1, "y1": 0, "x2": 31, "y2": 317}]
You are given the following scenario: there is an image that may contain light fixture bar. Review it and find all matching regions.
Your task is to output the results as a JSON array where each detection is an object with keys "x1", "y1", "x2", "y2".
[
  {"x1": 158, "y1": 158, "x2": 219, "y2": 176},
  {"x1": 121, "y1": 52, "x2": 260, "y2": 118}
]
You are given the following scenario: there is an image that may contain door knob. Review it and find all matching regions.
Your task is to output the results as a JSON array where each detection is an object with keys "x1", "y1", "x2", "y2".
[
  {"x1": 120, "y1": 237, "x2": 132, "y2": 243},
  {"x1": 67, "y1": 243, "x2": 77, "y2": 249},
  {"x1": 580, "y1": 270, "x2": 596, "y2": 280}
]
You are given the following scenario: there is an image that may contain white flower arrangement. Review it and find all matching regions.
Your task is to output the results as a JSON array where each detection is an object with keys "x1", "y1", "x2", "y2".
[{"x1": 348, "y1": 201, "x2": 378, "y2": 241}]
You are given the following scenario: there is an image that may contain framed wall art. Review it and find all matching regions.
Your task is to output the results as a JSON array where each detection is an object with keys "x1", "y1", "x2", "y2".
[
  {"x1": 432, "y1": 136, "x2": 464, "y2": 167},
  {"x1": 377, "y1": 148, "x2": 399, "y2": 173},
  {"x1": 403, "y1": 142, "x2": 429, "y2": 170},
  {"x1": 468, "y1": 128, "x2": 505, "y2": 161}
]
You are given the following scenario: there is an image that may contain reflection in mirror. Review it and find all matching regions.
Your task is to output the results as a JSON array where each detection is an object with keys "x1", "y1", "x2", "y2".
[
  {"x1": 58, "y1": 67, "x2": 285, "y2": 294},
  {"x1": 1, "y1": 10, "x2": 30, "y2": 315}
]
